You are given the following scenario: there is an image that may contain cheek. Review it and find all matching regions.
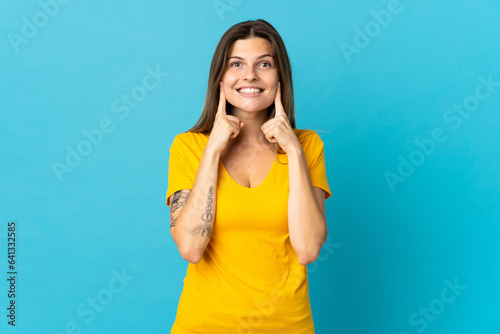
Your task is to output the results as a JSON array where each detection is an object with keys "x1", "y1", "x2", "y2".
[
  {"x1": 265, "y1": 92, "x2": 275, "y2": 104},
  {"x1": 221, "y1": 81, "x2": 233, "y2": 98},
  {"x1": 222, "y1": 76, "x2": 237, "y2": 93},
  {"x1": 267, "y1": 77, "x2": 279, "y2": 95},
  {"x1": 222, "y1": 69, "x2": 238, "y2": 82},
  {"x1": 268, "y1": 86, "x2": 278, "y2": 102},
  {"x1": 225, "y1": 91, "x2": 237, "y2": 105},
  {"x1": 223, "y1": 86, "x2": 240, "y2": 106}
]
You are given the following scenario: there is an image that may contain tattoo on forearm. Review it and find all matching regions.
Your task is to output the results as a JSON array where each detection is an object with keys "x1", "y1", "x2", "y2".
[
  {"x1": 183, "y1": 186, "x2": 214, "y2": 238},
  {"x1": 200, "y1": 186, "x2": 214, "y2": 236},
  {"x1": 170, "y1": 189, "x2": 191, "y2": 227}
]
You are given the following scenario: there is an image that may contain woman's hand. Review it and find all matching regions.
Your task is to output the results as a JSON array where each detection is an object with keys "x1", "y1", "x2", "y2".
[
  {"x1": 261, "y1": 82, "x2": 300, "y2": 153},
  {"x1": 206, "y1": 82, "x2": 244, "y2": 153}
]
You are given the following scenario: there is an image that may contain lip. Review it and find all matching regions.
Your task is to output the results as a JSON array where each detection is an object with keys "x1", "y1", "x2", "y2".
[
  {"x1": 236, "y1": 86, "x2": 265, "y2": 97},
  {"x1": 236, "y1": 86, "x2": 264, "y2": 90}
]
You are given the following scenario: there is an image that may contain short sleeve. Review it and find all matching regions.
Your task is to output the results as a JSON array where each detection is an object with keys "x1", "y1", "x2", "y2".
[
  {"x1": 301, "y1": 131, "x2": 332, "y2": 199},
  {"x1": 166, "y1": 135, "x2": 196, "y2": 206}
]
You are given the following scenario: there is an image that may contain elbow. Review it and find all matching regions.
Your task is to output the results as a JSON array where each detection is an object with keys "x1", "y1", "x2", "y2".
[
  {"x1": 184, "y1": 255, "x2": 202, "y2": 264},
  {"x1": 296, "y1": 229, "x2": 327, "y2": 266},
  {"x1": 297, "y1": 248, "x2": 321, "y2": 266},
  {"x1": 179, "y1": 247, "x2": 203, "y2": 264},
  {"x1": 172, "y1": 228, "x2": 204, "y2": 264}
]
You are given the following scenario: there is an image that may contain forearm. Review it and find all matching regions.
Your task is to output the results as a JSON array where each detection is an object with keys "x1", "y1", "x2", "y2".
[
  {"x1": 287, "y1": 144, "x2": 327, "y2": 265},
  {"x1": 173, "y1": 146, "x2": 219, "y2": 263}
]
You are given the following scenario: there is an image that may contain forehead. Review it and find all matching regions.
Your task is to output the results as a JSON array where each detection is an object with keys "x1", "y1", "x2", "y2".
[{"x1": 229, "y1": 37, "x2": 273, "y2": 58}]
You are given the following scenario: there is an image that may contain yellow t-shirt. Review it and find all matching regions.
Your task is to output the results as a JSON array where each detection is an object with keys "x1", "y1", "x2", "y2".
[{"x1": 166, "y1": 129, "x2": 331, "y2": 334}]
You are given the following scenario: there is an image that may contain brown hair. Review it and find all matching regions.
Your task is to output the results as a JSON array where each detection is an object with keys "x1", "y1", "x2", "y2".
[{"x1": 186, "y1": 19, "x2": 296, "y2": 158}]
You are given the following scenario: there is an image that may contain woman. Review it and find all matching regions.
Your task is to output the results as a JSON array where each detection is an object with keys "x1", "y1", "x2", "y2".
[{"x1": 166, "y1": 19, "x2": 331, "y2": 333}]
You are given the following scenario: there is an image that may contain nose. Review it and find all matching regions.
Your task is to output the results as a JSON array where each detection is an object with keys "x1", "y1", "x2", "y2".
[{"x1": 243, "y1": 66, "x2": 258, "y2": 81}]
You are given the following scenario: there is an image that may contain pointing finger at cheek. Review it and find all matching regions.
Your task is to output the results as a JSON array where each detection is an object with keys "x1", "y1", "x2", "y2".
[
  {"x1": 274, "y1": 82, "x2": 286, "y2": 117},
  {"x1": 217, "y1": 82, "x2": 227, "y2": 116}
]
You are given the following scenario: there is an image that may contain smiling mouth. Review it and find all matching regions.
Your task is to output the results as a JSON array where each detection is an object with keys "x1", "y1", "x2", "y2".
[{"x1": 237, "y1": 88, "x2": 264, "y2": 96}]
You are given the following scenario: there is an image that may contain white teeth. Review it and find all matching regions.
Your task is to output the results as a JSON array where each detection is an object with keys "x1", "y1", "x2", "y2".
[{"x1": 238, "y1": 88, "x2": 262, "y2": 94}]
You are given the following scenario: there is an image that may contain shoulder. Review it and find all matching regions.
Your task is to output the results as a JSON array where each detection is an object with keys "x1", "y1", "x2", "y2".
[
  {"x1": 173, "y1": 131, "x2": 209, "y2": 143},
  {"x1": 294, "y1": 129, "x2": 324, "y2": 147},
  {"x1": 170, "y1": 131, "x2": 209, "y2": 150},
  {"x1": 294, "y1": 129, "x2": 327, "y2": 168}
]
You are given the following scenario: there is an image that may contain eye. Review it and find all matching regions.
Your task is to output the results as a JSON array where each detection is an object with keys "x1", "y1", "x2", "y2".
[
  {"x1": 260, "y1": 62, "x2": 272, "y2": 68},
  {"x1": 230, "y1": 62, "x2": 241, "y2": 67}
]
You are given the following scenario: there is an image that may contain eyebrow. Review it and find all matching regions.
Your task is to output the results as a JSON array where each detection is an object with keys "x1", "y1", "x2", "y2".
[{"x1": 228, "y1": 54, "x2": 273, "y2": 60}]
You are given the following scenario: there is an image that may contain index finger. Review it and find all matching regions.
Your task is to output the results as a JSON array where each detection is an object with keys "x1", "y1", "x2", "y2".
[
  {"x1": 274, "y1": 81, "x2": 285, "y2": 117},
  {"x1": 217, "y1": 82, "x2": 227, "y2": 116}
]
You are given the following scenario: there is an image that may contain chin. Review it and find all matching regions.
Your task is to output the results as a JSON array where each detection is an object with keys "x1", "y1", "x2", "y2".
[
  {"x1": 234, "y1": 105, "x2": 270, "y2": 113},
  {"x1": 228, "y1": 100, "x2": 273, "y2": 113}
]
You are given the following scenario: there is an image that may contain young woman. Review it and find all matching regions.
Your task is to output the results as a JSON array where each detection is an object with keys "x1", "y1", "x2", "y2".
[{"x1": 166, "y1": 19, "x2": 331, "y2": 333}]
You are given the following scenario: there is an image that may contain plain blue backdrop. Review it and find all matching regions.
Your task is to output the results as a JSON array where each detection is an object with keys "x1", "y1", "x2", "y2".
[{"x1": 1, "y1": 0, "x2": 499, "y2": 333}]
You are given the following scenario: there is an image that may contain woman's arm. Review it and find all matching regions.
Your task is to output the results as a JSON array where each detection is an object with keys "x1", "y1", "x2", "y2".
[
  {"x1": 261, "y1": 83, "x2": 328, "y2": 266},
  {"x1": 169, "y1": 146, "x2": 220, "y2": 264},
  {"x1": 287, "y1": 144, "x2": 327, "y2": 265},
  {"x1": 168, "y1": 83, "x2": 243, "y2": 264}
]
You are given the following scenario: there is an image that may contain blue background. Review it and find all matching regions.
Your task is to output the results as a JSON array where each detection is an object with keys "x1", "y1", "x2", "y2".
[{"x1": 1, "y1": 0, "x2": 499, "y2": 333}]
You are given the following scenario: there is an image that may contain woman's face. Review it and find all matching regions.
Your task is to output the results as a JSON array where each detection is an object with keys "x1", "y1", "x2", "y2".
[{"x1": 221, "y1": 37, "x2": 279, "y2": 115}]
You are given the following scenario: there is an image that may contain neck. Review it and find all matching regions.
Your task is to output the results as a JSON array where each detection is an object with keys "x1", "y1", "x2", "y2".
[{"x1": 229, "y1": 107, "x2": 270, "y2": 147}]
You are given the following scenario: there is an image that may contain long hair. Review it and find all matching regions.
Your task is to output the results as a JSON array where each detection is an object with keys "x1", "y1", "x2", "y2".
[{"x1": 186, "y1": 19, "x2": 295, "y2": 157}]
